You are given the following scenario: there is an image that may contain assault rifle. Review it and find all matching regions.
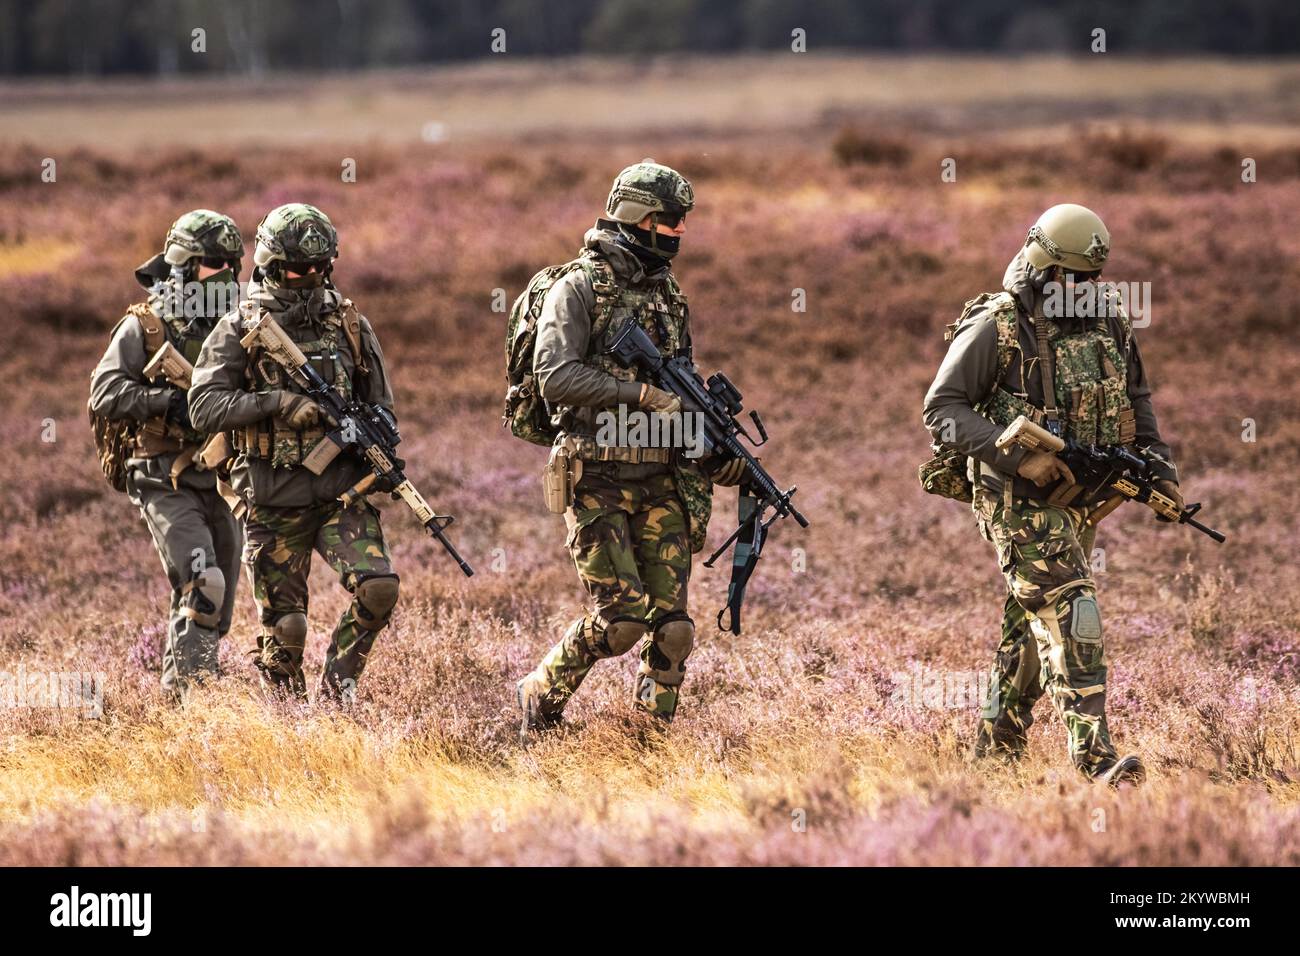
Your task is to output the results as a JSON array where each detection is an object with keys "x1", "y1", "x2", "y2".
[
  {"x1": 995, "y1": 415, "x2": 1225, "y2": 543},
  {"x1": 605, "y1": 321, "x2": 808, "y2": 633},
  {"x1": 240, "y1": 313, "x2": 474, "y2": 576}
]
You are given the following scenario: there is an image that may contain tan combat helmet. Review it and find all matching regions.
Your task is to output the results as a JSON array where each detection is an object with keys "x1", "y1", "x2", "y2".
[{"x1": 1024, "y1": 203, "x2": 1110, "y2": 273}]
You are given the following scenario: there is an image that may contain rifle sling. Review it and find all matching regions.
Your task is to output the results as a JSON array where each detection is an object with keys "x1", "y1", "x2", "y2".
[
  {"x1": 1032, "y1": 308, "x2": 1060, "y2": 428},
  {"x1": 719, "y1": 489, "x2": 764, "y2": 635}
]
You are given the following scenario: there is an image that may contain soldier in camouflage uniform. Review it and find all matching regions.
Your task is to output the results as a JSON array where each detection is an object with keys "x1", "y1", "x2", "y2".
[
  {"x1": 923, "y1": 204, "x2": 1185, "y2": 786},
  {"x1": 189, "y1": 204, "x2": 400, "y2": 702},
  {"x1": 515, "y1": 162, "x2": 746, "y2": 738},
  {"x1": 90, "y1": 210, "x2": 245, "y2": 703}
]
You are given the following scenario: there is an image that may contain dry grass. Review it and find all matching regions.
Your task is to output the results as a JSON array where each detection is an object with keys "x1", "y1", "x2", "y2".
[{"x1": 2, "y1": 56, "x2": 1299, "y2": 865}]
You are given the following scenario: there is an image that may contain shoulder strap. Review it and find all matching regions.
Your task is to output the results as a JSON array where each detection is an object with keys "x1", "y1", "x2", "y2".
[
  {"x1": 338, "y1": 299, "x2": 368, "y2": 377},
  {"x1": 128, "y1": 302, "x2": 166, "y2": 353},
  {"x1": 577, "y1": 255, "x2": 621, "y2": 341},
  {"x1": 1032, "y1": 307, "x2": 1060, "y2": 429},
  {"x1": 1104, "y1": 289, "x2": 1134, "y2": 352}
]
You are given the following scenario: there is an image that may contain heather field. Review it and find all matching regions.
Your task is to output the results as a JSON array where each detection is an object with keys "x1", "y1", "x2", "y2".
[{"x1": 2, "y1": 57, "x2": 1300, "y2": 866}]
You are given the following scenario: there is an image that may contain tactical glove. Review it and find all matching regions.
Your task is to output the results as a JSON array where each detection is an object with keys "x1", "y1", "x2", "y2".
[
  {"x1": 1016, "y1": 452, "x2": 1075, "y2": 488},
  {"x1": 372, "y1": 456, "x2": 406, "y2": 495},
  {"x1": 165, "y1": 390, "x2": 192, "y2": 430},
  {"x1": 638, "y1": 383, "x2": 682, "y2": 416},
  {"x1": 709, "y1": 456, "x2": 747, "y2": 487},
  {"x1": 276, "y1": 391, "x2": 321, "y2": 429},
  {"x1": 1153, "y1": 478, "x2": 1183, "y2": 522}
]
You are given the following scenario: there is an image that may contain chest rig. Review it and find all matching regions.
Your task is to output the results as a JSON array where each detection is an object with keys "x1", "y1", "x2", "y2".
[
  {"x1": 234, "y1": 299, "x2": 366, "y2": 468},
  {"x1": 980, "y1": 294, "x2": 1136, "y2": 447},
  {"x1": 585, "y1": 257, "x2": 689, "y2": 399},
  {"x1": 132, "y1": 297, "x2": 211, "y2": 454}
]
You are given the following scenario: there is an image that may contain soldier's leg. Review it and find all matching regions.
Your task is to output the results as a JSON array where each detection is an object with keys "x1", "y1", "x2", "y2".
[
  {"x1": 243, "y1": 504, "x2": 317, "y2": 699},
  {"x1": 133, "y1": 481, "x2": 227, "y2": 702},
  {"x1": 974, "y1": 591, "x2": 1044, "y2": 760},
  {"x1": 207, "y1": 491, "x2": 243, "y2": 638},
  {"x1": 524, "y1": 475, "x2": 650, "y2": 720},
  {"x1": 315, "y1": 499, "x2": 397, "y2": 699},
  {"x1": 993, "y1": 500, "x2": 1117, "y2": 777},
  {"x1": 632, "y1": 476, "x2": 692, "y2": 719}
]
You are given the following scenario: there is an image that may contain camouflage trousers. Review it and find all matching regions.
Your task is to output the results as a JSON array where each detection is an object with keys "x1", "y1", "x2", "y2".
[
  {"x1": 243, "y1": 498, "x2": 396, "y2": 700},
  {"x1": 128, "y1": 466, "x2": 242, "y2": 703},
  {"x1": 526, "y1": 469, "x2": 693, "y2": 720},
  {"x1": 972, "y1": 488, "x2": 1119, "y2": 777}
]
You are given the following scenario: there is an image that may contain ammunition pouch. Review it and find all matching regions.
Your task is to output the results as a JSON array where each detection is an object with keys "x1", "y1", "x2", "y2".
[
  {"x1": 563, "y1": 433, "x2": 674, "y2": 465},
  {"x1": 198, "y1": 432, "x2": 234, "y2": 472},
  {"x1": 232, "y1": 419, "x2": 328, "y2": 468},
  {"x1": 133, "y1": 421, "x2": 186, "y2": 458}
]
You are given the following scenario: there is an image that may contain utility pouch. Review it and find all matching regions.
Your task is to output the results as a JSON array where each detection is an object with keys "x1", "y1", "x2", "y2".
[
  {"x1": 543, "y1": 441, "x2": 582, "y2": 514},
  {"x1": 198, "y1": 432, "x2": 233, "y2": 472}
]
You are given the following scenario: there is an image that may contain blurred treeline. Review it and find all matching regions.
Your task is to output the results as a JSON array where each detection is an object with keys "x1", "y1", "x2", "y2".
[{"x1": 3, "y1": 0, "x2": 1298, "y2": 76}]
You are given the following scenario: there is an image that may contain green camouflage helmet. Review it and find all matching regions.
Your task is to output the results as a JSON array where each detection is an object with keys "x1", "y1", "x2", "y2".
[
  {"x1": 253, "y1": 203, "x2": 339, "y2": 269},
  {"x1": 162, "y1": 209, "x2": 244, "y2": 267},
  {"x1": 605, "y1": 161, "x2": 695, "y2": 225},
  {"x1": 1024, "y1": 203, "x2": 1110, "y2": 273}
]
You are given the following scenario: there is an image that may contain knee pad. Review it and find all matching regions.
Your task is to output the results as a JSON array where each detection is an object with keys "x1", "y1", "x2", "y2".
[
  {"x1": 180, "y1": 567, "x2": 225, "y2": 630},
  {"x1": 270, "y1": 611, "x2": 308, "y2": 653},
  {"x1": 1069, "y1": 593, "x2": 1103, "y2": 643},
  {"x1": 598, "y1": 614, "x2": 648, "y2": 657},
  {"x1": 645, "y1": 612, "x2": 694, "y2": 685},
  {"x1": 353, "y1": 574, "x2": 400, "y2": 633},
  {"x1": 654, "y1": 613, "x2": 695, "y2": 667}
]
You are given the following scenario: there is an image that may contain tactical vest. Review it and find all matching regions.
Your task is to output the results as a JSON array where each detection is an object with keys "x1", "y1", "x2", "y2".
[
  {"x1": 233, "y1": 298, "x2": 367, "y2": 468},
  {"x1": 973, "y1": 292, "x2": 1137, "y2": 447},
  {"x1": 559, "y1": 254, "x2": 691, "y2": 439},
  {"x1": 131, "y1": 297, "x2": 211, "y2": 455}
]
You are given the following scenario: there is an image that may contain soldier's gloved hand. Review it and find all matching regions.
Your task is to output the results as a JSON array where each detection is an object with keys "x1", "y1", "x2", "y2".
[
  {"x1": 276, "y1": 391, "x2": 321, "y2": 429},
  {"x1": 1016, "y1": 451, "x2": 1075, "y2": 488},
  {"x1": 709, "y1": 456, "x2": 747, "y2": 487},
  {"x1": 638, "y1": 383, "x2": 682, "y2": 416},
  {"x1": 372, "y1": 456, "x2": 406, "y2": 496},
  {"x1": 165, "y1": 390, "x2": 192, "y2": 430},
  {"x1": 1152, "y1": 478, "x2": 1183, "y2": 522}
]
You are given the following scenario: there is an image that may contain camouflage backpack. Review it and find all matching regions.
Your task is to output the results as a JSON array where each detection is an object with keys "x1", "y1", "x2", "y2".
[
  {"x1": 88, "y1": 302, "x2": 169, "y2": 492},
  {"x1": 917, "y1": 292, "x2": 1021, "y2": 503},
  {"x1": 503, "y1": 252, "x2": 621, "y2": 446}
]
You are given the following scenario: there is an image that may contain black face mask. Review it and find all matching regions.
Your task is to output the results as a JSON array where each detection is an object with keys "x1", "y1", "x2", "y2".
[
  {"x1": 618, "y1": 224, "x2": 679, "y2": 263},
  {"x1": 281, "y1": 271, "x2": 325, "y2": 290}
]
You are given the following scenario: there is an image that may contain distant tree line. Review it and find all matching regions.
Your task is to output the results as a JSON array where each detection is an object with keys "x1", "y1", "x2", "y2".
[{"x1": 2, "y1": 0, "x2": 1296, "y2": 76}]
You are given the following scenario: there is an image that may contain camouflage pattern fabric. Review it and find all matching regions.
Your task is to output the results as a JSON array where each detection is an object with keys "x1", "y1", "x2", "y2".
[
  {"x1": 526, "y1": 469, "x2": 691, "y2": 719},
  {"x1": 917, "y1": 447, "x2": 973, "y2": 503},
  {"x1": 243, "y1": 498, "x2": 394, "y2": 697},
  {"x1": 673, "y1": 460, "x2": 713, "y2": 553},
  {"x1": 972, "y1": 489, "x2": 1120, "y2": 777},
  {"x1": 983, "y1": 310, "x2": 1135, "y2": 447}
]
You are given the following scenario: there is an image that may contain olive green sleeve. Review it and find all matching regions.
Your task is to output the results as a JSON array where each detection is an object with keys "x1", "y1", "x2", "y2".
[
  {"x1": 533, "y1": 270, "x2": 642, "y2": 408},
  {"x1": 922, "y1": 313, "x2": 1029, "y2": 475},
  {"x1": 89, "y1": 316, "x2": 173, "y2": 421},
  {"x1": 188, "y1": 313, "x2": 281, "y2": 431},
  {"x1": 357, "y1": 316, "x2": 395, "y2": 412}
]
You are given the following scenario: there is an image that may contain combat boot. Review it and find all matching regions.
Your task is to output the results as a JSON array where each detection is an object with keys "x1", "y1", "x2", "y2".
[
  {"x1": 253, "y1": 633, "x2": 308, "y2": 703},
  {"x1": 517, "y1": 673, "x2": 563, "y2": 745},
  {"x1": 1098, "y1": 754, "x2": 1146, "y2": 788}
]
